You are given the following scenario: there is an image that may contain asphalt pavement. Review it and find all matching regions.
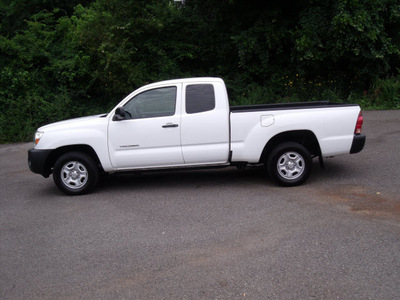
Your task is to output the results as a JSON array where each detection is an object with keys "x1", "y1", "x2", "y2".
[{"x1": 1, "y1": 110, "x2": 399, "y2": 299}]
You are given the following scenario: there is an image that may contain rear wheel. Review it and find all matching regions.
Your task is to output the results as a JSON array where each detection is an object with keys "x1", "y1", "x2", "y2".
[
  {"x1": 53, "y1": 152, "x2": 99, "y2": 195},
  {"x1": 267, "y1": 142, "x2": 312, "y2": 186}
]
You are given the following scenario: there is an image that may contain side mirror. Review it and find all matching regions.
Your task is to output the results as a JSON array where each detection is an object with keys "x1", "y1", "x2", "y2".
[{"x1": 113, "y1": 107, "x2": 126, "y2": 121}]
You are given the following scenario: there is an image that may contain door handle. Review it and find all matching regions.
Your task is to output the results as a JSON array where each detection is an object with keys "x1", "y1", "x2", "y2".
[{"x1": 162, "y1": 123, "x2": 179, "y2": 128}]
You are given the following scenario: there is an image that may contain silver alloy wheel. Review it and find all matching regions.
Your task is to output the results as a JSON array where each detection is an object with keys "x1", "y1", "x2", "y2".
[
  {"x1": 60, "y1": 161, "x2": 88, "y2": 190},
  {"x1": 276, "y1": 151, "x2": 305, "y2": 180}
]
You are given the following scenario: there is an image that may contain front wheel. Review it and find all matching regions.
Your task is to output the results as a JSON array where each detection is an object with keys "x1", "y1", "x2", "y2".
[
  {"x1": 267, "y1": 142, "x2": 312, "y2": 187},
  {"x1": 53, "y1": 152, "x2": 99, "y2": 195}
]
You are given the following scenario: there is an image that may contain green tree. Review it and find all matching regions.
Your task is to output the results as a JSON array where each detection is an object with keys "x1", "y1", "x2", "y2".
[
  {"x1": 0, "y1": 0, "x2": 92, "y2": 36},
  {"x1": 1, "y1": 0, "x2": 400, "y2": 143},
  {"x1": 0, "y1": 9, "x2": 93, "y2": 142},
  {"x1": 294, "y1": 0, "x2": 400, "y2": 90}
]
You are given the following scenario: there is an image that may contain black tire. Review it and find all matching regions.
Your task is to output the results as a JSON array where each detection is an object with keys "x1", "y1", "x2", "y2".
[
  {"x1": 53, "y1": 152, "x2": 99, "y2": 195},
  {"x1": 267, "y1": 142, "x2": 312, "y2": 187}
]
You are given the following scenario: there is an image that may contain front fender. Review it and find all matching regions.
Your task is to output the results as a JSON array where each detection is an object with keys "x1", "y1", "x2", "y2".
[{"x1": 34, "y1": 118, "x2": 113, "y2": 171}]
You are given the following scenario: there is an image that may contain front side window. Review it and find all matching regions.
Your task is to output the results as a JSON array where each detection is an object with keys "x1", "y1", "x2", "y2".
[{"x1": 124, "y1": 87, "x2": 176, "y2": 119}]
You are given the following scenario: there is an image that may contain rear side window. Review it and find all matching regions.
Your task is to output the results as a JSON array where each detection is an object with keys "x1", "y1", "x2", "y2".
[{"x1": 186, "y1": 84, "x2": 215, "y2": 114}]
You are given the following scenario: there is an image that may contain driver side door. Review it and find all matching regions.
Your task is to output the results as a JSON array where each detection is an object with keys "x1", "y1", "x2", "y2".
[{"x1": 108, "y1": 85, "x2": 184, "y2": 169}]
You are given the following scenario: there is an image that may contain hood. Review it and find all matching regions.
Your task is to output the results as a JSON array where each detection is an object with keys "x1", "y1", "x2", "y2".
[{"x1": 39, "y1": 114, "x2": 107, "y2": 131}]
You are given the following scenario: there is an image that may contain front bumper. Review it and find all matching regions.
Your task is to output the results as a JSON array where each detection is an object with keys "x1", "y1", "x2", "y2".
[
  {"x1": 28, "y1": 148, "x2": 53, "y2": 178},
  {"x1": 350, "y1": 134, "x2": 366, "y2": 154}
]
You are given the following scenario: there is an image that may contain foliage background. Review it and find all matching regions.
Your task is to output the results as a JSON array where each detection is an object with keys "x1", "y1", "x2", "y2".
[{"x1": 1, "y1": 0, "x2": 399, "y2": 142}]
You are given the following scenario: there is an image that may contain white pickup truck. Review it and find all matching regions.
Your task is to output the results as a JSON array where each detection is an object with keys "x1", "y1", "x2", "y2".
[{"x1": 28, "y1": 77, "x2": 366, "y2": 195}]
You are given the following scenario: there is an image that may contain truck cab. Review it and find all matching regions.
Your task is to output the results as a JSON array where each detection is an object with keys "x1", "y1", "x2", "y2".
[{"x1": 108, "y1": 78, "x2": 230, "y2": 169}]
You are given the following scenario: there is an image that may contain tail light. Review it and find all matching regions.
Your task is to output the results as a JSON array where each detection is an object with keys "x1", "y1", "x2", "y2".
[{"x1": 354, "y1": 111, "x2": 363, "y2": 134}]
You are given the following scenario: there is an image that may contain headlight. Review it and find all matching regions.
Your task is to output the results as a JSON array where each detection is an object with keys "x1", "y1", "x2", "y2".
[{"x1": 34, "y1": 131, "x2": 44, "y2": 146}]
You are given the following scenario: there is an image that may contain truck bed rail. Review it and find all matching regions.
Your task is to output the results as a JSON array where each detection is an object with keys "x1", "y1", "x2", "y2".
[{"x1": 230, "y1": 101, "x2": 358, "y2": 112}]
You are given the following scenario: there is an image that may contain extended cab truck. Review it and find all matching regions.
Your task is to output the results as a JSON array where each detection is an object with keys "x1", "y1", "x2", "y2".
[{"x1": 28, "y1": 77, "x2": 366, "y2": 195}]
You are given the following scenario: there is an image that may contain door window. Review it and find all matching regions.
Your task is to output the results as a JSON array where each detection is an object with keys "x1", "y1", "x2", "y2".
[
  {"x1": 186, "y1": 84, "x2": 215, "y2": 114},
  {"x1": 124, "y1": 87, "x2": 177, "y2": 119}
]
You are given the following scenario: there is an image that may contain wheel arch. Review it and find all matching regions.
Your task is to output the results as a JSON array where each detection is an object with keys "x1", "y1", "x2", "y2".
[
  {"x1": 45, "y1": 145, "x2": 103, "y2": 176},
  {"x1": 260, "y1": 130, "x2": 321, "y2": 163}
]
